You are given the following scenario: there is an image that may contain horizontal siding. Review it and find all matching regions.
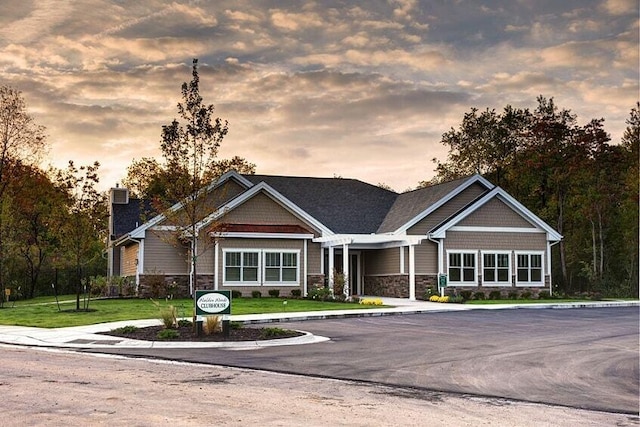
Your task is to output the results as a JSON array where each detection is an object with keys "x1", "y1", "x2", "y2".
[
  {"x1": 458, "y1": 198, "x2": 535, "y2": 228},
  {"x1": 122, "y1": 243, "x2": 138, "y2": 276},
  {"x1": 143, "y1": 231, "x2": 189, "y2": 274},
  {"x1": 408, "y1": 183, "x2": 486, "y2": 235},
  {"x1": 307, "y1": 242, "x2": 322, "y2": 274},
  {"x1": 445, "y1": 231, "x2": 547, "y2": 251},
  {"x1": 365, "y1": 248, "x2": 400, "y2": 275},
  {"x1": 415, "y1": 241, "x2": 438, "y2": 274}
]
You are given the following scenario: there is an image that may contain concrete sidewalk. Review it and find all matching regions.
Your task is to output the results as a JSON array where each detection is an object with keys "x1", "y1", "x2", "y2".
[{"x1": 0, "y1": 298, "x2": 636, "y2": 350}]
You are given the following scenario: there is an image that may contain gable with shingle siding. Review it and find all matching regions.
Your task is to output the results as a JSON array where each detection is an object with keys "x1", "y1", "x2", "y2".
[
  {"x1": 407, "y1": 182, "x2": 487, "y2": 235},
  {"x1": 457, "y1": 198, "x2": 536, "y2": 228}
]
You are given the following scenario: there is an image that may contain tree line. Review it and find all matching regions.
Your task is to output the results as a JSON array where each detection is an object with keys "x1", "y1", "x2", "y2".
[
  {"x1": 1, "y1": 76, "x2": 637, "y2": 300},
  {"x1": 430, "y1": 96, "x2": 639, "y2": 297}
]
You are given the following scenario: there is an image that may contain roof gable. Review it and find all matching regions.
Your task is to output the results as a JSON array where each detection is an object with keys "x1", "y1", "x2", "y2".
[{"x1": 379, "y1": 174, "x2": 494, "y2": 234}]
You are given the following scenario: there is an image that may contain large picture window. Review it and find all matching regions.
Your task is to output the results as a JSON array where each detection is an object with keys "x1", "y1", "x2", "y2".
[
  {"x1": 223, "y1": 249, "x2": 299, "y2": 286},
  {"x1": 448, "y1": 251, "x2": 477, "y2": 285},
  {"x1": 482, "y1": 252, "x2": 511, "y2": 285},
  {"x1": 516, "y1": 252, "x2": 543, "y2": 286}
]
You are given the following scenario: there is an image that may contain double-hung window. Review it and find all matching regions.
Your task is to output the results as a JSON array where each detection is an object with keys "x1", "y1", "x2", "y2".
[
  {"x1": 448, "y1": 251, "x2": 477, "y2": 285},
  {"x1": 516, "y1": 252, "x2": 543, "y2": 286},
  {"x1": 224, "y1": 251, "x2": 259, "y2": 284},
  {"x1": 264, "y1": 251, "x2": 298, "y2": 283},
  {"x1": 482, "y1": 252, "x2": 511, "y2": 285}
]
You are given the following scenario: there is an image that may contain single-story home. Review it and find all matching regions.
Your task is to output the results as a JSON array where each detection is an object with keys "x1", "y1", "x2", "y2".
[{"x1": 107, "y1": 171, "x2": 562, "y2": 300}]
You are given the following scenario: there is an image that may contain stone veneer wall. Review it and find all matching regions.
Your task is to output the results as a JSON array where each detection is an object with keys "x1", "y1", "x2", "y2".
[{"x1": 363, "y1": 274, "x2": 438, "y2": 299}]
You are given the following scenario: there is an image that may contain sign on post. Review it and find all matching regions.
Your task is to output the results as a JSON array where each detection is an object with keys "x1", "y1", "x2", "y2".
[
  {"x1": 438, "y1": 274, "x2": 448, "y2": 288},
  {"x1": 195, "y1": 290, "x2": 231, "y2": 320}
]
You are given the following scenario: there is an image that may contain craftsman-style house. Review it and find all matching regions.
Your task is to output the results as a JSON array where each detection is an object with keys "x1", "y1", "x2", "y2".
[{"x1": 107, "y1": 171, "x2": 562, "y2": 300}]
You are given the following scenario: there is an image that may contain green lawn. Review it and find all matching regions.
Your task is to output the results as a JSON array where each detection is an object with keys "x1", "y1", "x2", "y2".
[
  {"x1": 464, "y1": 298, "x2": 623, "y2": 304},
  {"x1": 0, "y1": 295, "x2": 381, "y2": 328}
]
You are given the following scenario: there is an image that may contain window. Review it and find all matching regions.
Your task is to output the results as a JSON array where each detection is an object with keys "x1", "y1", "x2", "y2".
[
  {"x1": 448, "y1": 251, "x2": 477, "y2": 285},
  {"x1": 264, "y1": 251, "x2": 298, "y2": 283},
  {"x1": 223, "y1": 249, "x2": 299, "y2": 285},
  {"x1": 516, "y1": 253, "x2": 543, "y2": 285},
  {"x1": 224, "y1": 251, "x2": 259, "y2": 283},
  {"x1": 482, "y1": 252, "x2": 511, "y2": 285}
]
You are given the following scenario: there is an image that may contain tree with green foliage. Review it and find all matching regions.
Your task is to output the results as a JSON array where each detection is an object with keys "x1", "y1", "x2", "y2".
[{"x1": 431, "y1": 96, "x2": 639, "y2": 297}]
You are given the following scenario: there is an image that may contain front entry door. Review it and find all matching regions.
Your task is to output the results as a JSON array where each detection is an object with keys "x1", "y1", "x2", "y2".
[{"x1": 349, "y1": 252, "x2": 361, "y2": 295}]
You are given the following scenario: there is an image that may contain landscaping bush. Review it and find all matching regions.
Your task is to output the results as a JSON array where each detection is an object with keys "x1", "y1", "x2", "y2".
[
  {"x1": 111, "y1": 325, "x2": 138, "y2": 334},
  {"x1": 260, "y1": 327, "x2": 292, "y2": 338},
  {"x1": 473, "y1": 291, "x2": 486, "y2": 300},
  {"x1": 177, "y1": 319, "x2": 193, "y2": 328},
  {"x1": 508, "y1": 291, "x2": 518, "y2": 300},
  {"x1": 307, "y1": 284, "x2": 332, "y2": 301},
  {"x1": 229, "y1": 321, "x2": 244, "y2": 330},
  {"x1": 488, "y1": 290, "x2": 502, "y2": 300},
  {"x1": 231, "y1": 290, "x2": 242, "y2": 299},
  {"x1": 146, "y1": 274, "x2": 168, "y2": 298},
  {"x1": 251, "y1": 290, "x2": 262, "y2": 298},
  {"x1": 290, "y1": 289, "x2": 302, "y2": 298},
  {"x1": 151, "y1": 299, "x2": 177, "y2": 328},
  {"x1": 157, "y1": 329, "x2": 179, "y2": 340},
  {"x1": 350, "y1": 296, "x2": 360, "y2": 304},
  {"x1": 520, "y1": 291, "x2": 532, "y2": 299},
  {"x1": 360, "y1": 298, "x2": 384, "y2": 306},
  {"x1": 538, "y1": 291, "x2": 550, "y2": 299},
  {"x1": 203, "y1": 315, "x2": 222, "y2": 335},
  {"x1": 448, "y1": 296, "x2": 464, "y2": 303},
  {"x1": 460, "y1": 290, "x2": 473, "y2": 301},
  {"x1": 429, "y1": 295, "x2": 440, "y2": 302},
  {"x1": 268, "y1": 289, "x2": 280, "y2": 298}
]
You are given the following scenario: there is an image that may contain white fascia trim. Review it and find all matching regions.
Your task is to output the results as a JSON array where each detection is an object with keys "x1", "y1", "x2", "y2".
[
  {"x1": 394, "y1": 174, "x2": 495, "y2": 235},
  {"x1": 213, "y1": 232, "x2": 314, "y2": 240},
  {"x1": 449, "y1": 226, "x2": 544, "y2": 233},
  {"x1": 129, "y1": 171, "x2": 253, "y2": 240},
  {"x1": 197, "y1": 182, "x2": 332, "y2": 236},
  {"x1": 430, "y1": 187, "x2": 562, "y2": 241},
  {"x1": 313, "y1": 234, "x2": 424, "y2": 248}
]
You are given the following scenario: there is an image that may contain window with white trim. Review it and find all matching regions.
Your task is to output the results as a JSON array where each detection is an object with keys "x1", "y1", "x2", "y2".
[
  {"x1": 516, "y1": 252, "x2": 543, "y2": 285},
  {"x1": 264, "y1": 251, "x2": 298, "y2": 283},
  {"x1": 448, "y1": 251, "x2": 477, "y2": 285},
  {"x1": 224, "y1": 250, "x2": 259, "y2": 283},
  {"x1": 223, "y1": 249, "x2": 300, "y2": 285},
  {"x1": 482, "y1": 252, "x2": 511, "y2": 285}
]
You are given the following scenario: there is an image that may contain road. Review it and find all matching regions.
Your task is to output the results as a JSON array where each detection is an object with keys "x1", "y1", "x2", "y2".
[{"x1": 84, "y1": 307, "x2": 640, "y2": 415}]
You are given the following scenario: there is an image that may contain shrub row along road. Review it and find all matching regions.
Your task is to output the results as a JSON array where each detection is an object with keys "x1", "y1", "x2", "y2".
[{"x1": 85, "y1": 307, "x2": 639, "y2": 416}]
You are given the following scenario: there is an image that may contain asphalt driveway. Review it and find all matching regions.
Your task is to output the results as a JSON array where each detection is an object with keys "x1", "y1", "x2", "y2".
[{"x1": 84, "y1": 307, "x2": 639, "y2": 414}]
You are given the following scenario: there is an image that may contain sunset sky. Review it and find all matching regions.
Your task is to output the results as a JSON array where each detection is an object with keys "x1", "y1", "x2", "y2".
[{"x1": 1, "y1": 0, "x2": 637, "y2": 191}]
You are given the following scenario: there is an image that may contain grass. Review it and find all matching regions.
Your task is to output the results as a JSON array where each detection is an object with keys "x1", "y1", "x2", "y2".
[{"x1": 0, "y1": 295, "x2": 383, "y2": 328}]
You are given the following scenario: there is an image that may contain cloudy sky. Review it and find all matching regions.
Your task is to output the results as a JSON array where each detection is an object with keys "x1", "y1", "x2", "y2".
[{"x1": 1, "y1": 0, "x2": 637, "y2": 191}]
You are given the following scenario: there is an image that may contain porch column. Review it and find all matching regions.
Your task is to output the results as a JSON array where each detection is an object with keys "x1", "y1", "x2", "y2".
[
  {"x1": 214, "y1": 240, "x2": 219, "y2": 290},
  {"x1": 303, "y1": 239, "x2": 308, "y2": 297},
  {"x1": 408, "y1": 244, "x2": 416, "y2": 300},
  {"x1": 328, "y1": 245, "x2": 334, "y2": 288},
  {"x1": 343, "y1": 243, "x2": 350, "y2": 297}
]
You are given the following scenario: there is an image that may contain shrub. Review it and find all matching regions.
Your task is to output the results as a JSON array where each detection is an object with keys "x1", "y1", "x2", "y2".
[
  {"x1": 488, "y1": 290, "x2": 502, "y2": 300},
  {"x1": 307, "y1": 284, "x2": 332, "y2": 301},
  {"x1": 332, "y1": 270, "x2": 346, "y2": 296},
  {"x1": 448, "y1": 296, "x2": 464, "y2": 303},
  {"x1": 473, "y1": 291, "x2": 486, "y2": 300},
  {"x1": 538, "y1": 291, "x2": 550, "y2": 299},
  {"x1": 146, "y1": 274, "x2": 167, "y2": 298},
  {"x1": 350, "y1": 296, "x2": 360, "y2": 304},
  {"x1": 260, "y1": 327, "x2": 292, "y2": 338},
  {"x1": 429, "y1": 295, "x2": 440, "y2": 302},
  {"x1": 231, "y1": 290, "x2": 242, "y2": 299},
  {"x1": 157, "y1": 329, "x2": 180, "y2": 340},
  {"x1": 203, "y1": 315, "x2": 222, "y2": 335},
  {"x1": 177, "y1": 319, "x2": 193, "y2": 328},
  {"x1": 460, "y1": 290, "x2": 473, "y2": 301},
  {"x1": 520, "y1": 291, "x2": 532, "y2": 300},
  {"x1": 508, "y1": 291, "x2": 518, "y2": 300},
  {"x1": 151, "y1": 299, "x2": 177, "y2": 329},
  {"x1": 268, "y1": 289, "x2": 280, "y2": 298},
  {"x1": 112, "y1": 325, "x2": 138, "y2": 334},
  {"x1": 251, "y1": 290, "x2": 262, "y2": 298},
  {"x1": 360, "y1": 298, "x2": 384, "y2": 306},
  {"x1": 229, "y1": 321, "x2": 244, "y2": 330},
  {"x1": 290, "y1": 289, "x2": 302, "y2": 298}
]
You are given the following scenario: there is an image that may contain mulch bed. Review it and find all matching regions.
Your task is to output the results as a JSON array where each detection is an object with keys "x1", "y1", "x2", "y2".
[{"x1": 102, "y1": 324, "x2": 304, "y2": 342}]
